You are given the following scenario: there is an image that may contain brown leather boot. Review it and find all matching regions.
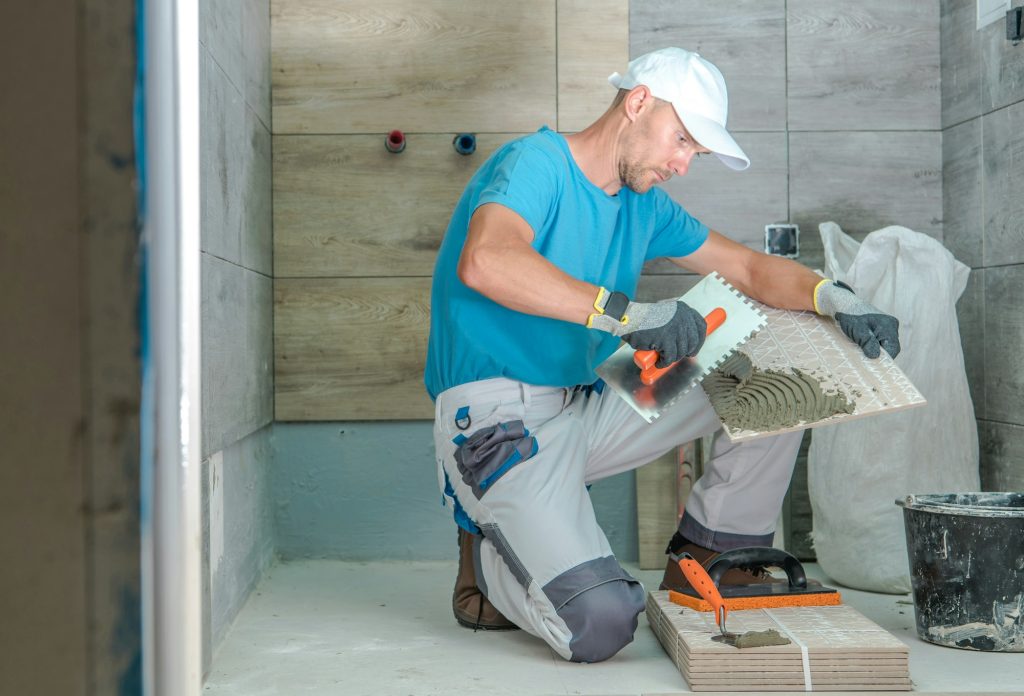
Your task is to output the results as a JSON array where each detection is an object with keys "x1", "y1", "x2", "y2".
[
  {"x1": 660, "y1": 533, "x2": 789, "y2": 591},
  {"x1": 453, "y1": 528, "x2": 519, "y2": 631}
]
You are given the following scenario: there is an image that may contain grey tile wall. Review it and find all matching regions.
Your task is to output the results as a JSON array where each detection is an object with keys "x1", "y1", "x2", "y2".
[
  {"x1": 200, "y1": 0, "x2": 273, "y2": 669},
  {"x1": 942, "y1": 0, "x2": 1024, "y2": 493},
  {"x1": 982, "y1": 99, "x2": 1024, "y2": 267},
  {"x1": 201, "y1": 0, "x2": 273, "y2": 461}
]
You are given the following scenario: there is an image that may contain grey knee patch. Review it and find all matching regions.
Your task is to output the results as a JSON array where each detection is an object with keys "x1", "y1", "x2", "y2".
[{"x1": 543, "y1": 556, "x2": 645, "y2": 663}]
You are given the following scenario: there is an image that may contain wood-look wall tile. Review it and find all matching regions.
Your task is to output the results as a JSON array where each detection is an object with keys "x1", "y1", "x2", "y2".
[
  {"x1": 244, "y1": 0, "x2": 272, "y2": 130},
  {"x1": 644, "y1": 133, "x2": 788, "y2": 275},
  {"x1": 271, "y1": 0, "x2": 556, "y2": 134},
  {"x1": 274, "y1": 133, "x2": 512, "y2": 278},
  {"x1": 203, "y1": 255, "x2": 274, "y2": 457},
  {"x1": 942, "y1": 116, "x2": 983, "y2": 268},
  {"x1": 981, "y1": 7, "x2": 1024, "y2": 112},
  {"x1": 201, "y1": 49, "x2": 245, "y2": 265},
  {"x1": 957, "y1": 268, "x2": 986, "y2": 419},
  {"x1": 979, "y1": 420, "x2": 1024, "y2": 491},
  {"x1": 787, "y1": 0, "x2": 940, "y2": 131},
  {"x1": 275, "y1": 277, "x2": 434, "y2": 420},
  {"x1": 242, "y1": 110, "x2": 273, "y2": 277},
  {"x1": 940, "y1": 0, "x2": 982, "y2": 127},
  {"x1": 557, "y1": 0, "x2": 629, "y2": 133},
  {"x1": 630, "y1": 0, "x2": 786, "y2": 131},
  {"x1": 789, "y1": 131, "x2": 942, "y2": 271},
  {"x1": 982, "y1": 100, "x2": 1024, "y2": 267},
  {"x1": 983, "y1": 264, "x2": 1024, "y2": 424}
]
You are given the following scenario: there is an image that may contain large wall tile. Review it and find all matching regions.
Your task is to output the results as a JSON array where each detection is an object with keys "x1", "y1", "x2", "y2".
[
  {"x1": 630, "y1": 0, "x2": 786, "y2": 131},
  {"x1": 787, "y1": 0, "x2": 940, "y2": 131},
  {"x1": 940, "y1": 0, "x2": 982, "y2": 127},
  {"x1": 790, "y1": 131, "x2": 942, "y2": 270},
  {"x1": 201, "y1": 0, "x2": 244, "y2": 91},
  {"x1": 272, "y1": 0, "x2": 556, "y2": 134},
  {"x1": 557, "y1": 0, "x2": 629, "y2": 133},
  {"x1": 978, "y1": 420, "x2": 1024, "y2": 491},
  {"x1": 981, "y1": 8, "x2": 1024, "y2": 112},
  {"x1": 243, "y1": 0, "x2": 272, "y2": 130},
  {"x1": 201, "y1": 49, "x2": 245, "y2": 265},
  {"x1": 242, "y1": 111, "x2": 273, "y2": 277},
  {"x1": 942, "y1": 117, "x2": 983, "y2": 268},
  {"x1": 982, "y1": 100, "x2": 1024, "y2": 267},
  {"x1": 983, "y1": 264, "x2": 1024, "y2": 424},
  {"x1": 202, "y1": 255, "x2": 274, "y2": 457},
  {"x1": 644, "y1": 133, "x2": 788, "y2": 274},
  {"x1": 273, "y1": 133, "x2": 509, "y2": 278},
  {"x1": 275, "y1": 277, "x2": 433, "y2": 420},
  {"x1": 957, "y1": 268, "x2": 985, "y2": 419}
]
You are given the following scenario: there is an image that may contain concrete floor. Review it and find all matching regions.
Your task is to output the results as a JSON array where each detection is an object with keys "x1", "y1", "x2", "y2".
[{"x1": 204, "y1": 560, "x2": 1024, "y2": 695}]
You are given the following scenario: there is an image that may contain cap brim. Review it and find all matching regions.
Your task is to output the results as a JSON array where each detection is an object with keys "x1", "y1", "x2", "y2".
[{"x1": 673, "y1": 109, "x2": 750, "y2": 171}]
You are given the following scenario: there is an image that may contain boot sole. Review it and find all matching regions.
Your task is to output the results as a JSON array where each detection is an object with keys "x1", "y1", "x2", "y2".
[{"x1": 453, "y1": 612, "x2": 521, "y2": 631}]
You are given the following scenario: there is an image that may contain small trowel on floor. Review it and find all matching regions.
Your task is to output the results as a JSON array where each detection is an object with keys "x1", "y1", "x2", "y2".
[{"x1": 595, "y1": 272, "x2": 765, "y2": 422}]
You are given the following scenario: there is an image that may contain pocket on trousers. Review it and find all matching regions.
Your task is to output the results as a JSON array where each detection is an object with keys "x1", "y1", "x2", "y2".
[{"x1": 454, "y1": 419, "x2": 538, "y2": 499}]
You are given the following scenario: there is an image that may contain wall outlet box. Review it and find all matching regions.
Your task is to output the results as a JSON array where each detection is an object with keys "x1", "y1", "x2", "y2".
[
  {"x1": 764, "y1": 224, "x2": 800, "y2": 258},
  {"x1": 978, "y1": 0, "x2": 1010, "y2": 29}
]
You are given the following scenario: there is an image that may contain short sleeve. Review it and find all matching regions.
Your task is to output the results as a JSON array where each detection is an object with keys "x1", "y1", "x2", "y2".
[
  {"x1": 474, "y1": 141, "x2": 560, "y2": 242},
  {"x1": 644, "y1": 187, "x2": 709, "y2": 260}
]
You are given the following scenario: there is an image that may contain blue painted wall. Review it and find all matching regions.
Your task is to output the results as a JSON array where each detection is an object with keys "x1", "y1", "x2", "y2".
[{"x1": 271, "y1": 422, "x2": 639, "y2": 562}]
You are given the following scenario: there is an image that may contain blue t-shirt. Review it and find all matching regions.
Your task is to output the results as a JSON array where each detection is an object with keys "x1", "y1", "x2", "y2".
[{"x1": 424, "y1": 126, "x2": 709, "y2": 400}]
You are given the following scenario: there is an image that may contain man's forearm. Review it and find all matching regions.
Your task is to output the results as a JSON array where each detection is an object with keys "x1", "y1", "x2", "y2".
[{"x1": 744, "y1": 254, "x2": 821, "y2": 312}]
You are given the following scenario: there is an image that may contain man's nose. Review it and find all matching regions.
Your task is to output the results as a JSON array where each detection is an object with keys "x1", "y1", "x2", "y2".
[{"x1": 670, "y1": 151, "x2": 694, "y2": 177}]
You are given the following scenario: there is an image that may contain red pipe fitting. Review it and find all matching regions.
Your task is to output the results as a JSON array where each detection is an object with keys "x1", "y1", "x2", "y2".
[{"x1": 385, "y1": 129, "x2": 406, "y2": 153}]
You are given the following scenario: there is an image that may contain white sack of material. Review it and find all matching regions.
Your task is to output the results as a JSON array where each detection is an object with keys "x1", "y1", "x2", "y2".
[{"x1": 808, "y1": 222, "x2": 979, "y2": 593}]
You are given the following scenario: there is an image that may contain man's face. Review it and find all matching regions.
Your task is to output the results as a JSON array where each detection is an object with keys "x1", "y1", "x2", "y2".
[{"x1": 619, "y1": 99, "x2": 712, "y2": 194}]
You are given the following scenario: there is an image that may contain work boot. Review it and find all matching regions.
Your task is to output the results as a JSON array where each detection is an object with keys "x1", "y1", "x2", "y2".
[
  {"x1": 659, "y1": 532, "x2": 789, "y2": 592},
  {"x1": 453, "y1": 528, "x2": 519, "y2": 631}
]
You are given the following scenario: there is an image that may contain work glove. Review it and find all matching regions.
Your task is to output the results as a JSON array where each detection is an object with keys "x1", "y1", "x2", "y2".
[
  {"x1": 814, "y1": 280, "x2": 901, "y2": 359},
  {"x1": 588, "y1": 287, "x2": 707, "y2": 367}
]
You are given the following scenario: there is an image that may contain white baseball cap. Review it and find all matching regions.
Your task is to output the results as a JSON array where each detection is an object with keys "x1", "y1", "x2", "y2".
[{"x1": 609, "y1": 47, "x2": 749, "y2": 171}]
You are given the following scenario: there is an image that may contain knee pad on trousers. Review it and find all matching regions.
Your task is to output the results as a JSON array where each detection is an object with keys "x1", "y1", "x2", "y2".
[{"x1": 561, "y1": 579, "x2": 645, "y2": 663}]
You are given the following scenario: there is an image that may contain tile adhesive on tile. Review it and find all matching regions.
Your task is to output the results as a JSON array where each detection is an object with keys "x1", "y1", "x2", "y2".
[{"x1": 703, "y1": 352, "x2": 855, "y2": 432}]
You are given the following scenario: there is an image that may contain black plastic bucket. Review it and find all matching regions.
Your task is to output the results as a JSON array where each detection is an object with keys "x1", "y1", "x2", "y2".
[{"x1": 896, "y1": 493, "x2": 1024, "y2": 651}]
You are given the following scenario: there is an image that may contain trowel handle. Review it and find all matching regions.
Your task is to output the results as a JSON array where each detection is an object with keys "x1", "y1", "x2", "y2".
[
  {"x1": 634, "y1": 307, "x2": 727, "y2": 385},
  {"x1": 678, "y1": 553, "x2": 728, "y2": 629}
]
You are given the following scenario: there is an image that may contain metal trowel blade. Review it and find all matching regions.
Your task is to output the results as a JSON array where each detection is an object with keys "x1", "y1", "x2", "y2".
[{"x1": 595, "y1": 272, "x2": 766, "y2": 423}]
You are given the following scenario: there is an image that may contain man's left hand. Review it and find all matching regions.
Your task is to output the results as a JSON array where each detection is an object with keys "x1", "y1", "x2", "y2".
[{"x1": 815, "y1": 280, "x2": 900, "y2": 359}]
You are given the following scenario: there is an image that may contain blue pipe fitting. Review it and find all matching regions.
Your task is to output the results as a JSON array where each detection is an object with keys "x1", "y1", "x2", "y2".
[{"x1": 453, "y1": 133, "x2": 476, "y2": 156}]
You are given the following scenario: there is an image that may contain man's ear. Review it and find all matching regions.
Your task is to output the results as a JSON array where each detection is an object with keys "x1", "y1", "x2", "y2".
[{"x1": 624, "y1": 85, "x2": 653, "y2": 123}]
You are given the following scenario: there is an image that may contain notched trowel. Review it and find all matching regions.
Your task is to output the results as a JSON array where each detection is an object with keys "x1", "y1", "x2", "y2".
[{"x1": 596, "y1": 272, "x2": 766, "y2": 422}]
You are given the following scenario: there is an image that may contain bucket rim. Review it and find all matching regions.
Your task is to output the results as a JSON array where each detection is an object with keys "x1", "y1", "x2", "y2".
[{"x1": 896, "y1": 492, "x2": 1024, "y2": 517}]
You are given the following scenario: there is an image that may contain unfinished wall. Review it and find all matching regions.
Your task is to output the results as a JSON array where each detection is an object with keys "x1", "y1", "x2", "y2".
[
  {"x1": 200, "y1": 0, "x2": 275, "y2": 671},
  {"x1": 942, "y1": 0, "x2": 1024, "y2": 492},
  {"x1": 0, "y1": 2, "x2": 141, "y2": 695}
]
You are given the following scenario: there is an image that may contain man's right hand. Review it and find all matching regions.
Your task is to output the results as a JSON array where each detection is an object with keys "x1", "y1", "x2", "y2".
[{"x1": 588, "y1": 288, "x2": 708, "y2": 367}]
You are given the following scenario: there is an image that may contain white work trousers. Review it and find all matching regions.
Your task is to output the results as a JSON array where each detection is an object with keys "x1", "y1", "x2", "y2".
[{"x1": 433, "y1": 377, "x2": 802, "y2": 662}]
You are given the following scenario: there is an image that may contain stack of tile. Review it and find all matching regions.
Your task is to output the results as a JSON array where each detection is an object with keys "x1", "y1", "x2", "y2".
[{"x1": 646, "y1": 591, "x2": 912, "y2": 691}]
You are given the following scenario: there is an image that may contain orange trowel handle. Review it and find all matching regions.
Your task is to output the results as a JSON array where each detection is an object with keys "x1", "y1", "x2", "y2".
[
  {"x1": 634, "y1": 307, "x2": 727, "y2": 386},
  {"x1": 678, "y1": 553, "x2": 728, "y2": 629}
]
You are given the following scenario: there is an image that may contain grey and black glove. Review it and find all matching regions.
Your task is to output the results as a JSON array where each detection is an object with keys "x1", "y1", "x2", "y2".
[
  {"x1": 588, "y1": 287, "x2": 707, "y2": 367},
  {"x1": 815, "y1": 279, "x2": 901, "y2": 359}
]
